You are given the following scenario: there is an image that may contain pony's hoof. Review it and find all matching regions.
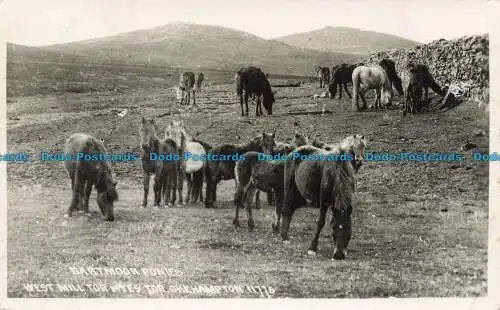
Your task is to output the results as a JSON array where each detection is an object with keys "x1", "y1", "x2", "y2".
[
  {"x1": 332, "y1": 249, "x2": 347, "y2": 260},
  {"x1": 307, "y1": 250, "x2": 317, "y2": 256},
  {"x1": 272, "y1": 224, "x2": 279, "y2": 234},
  {"x1": 232, "y1": 219, "x2": 240, "y2": 227},
  {"x1": 282, "y1": 240, "x2": 290, "y2": 244}
]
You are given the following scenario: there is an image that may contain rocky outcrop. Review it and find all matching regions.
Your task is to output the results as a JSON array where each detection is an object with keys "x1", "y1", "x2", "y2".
[{"x1": 363, "y1": 34, "x2": 489, "y2": 105}]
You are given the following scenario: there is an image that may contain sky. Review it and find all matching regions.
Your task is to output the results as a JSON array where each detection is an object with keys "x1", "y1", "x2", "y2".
[{"x1": 0, "y1": 0, "x2": 495, "y2": 46}]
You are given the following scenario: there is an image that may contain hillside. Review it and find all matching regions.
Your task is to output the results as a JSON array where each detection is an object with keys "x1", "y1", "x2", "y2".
[
  {"x1": 28, "y1": 22, "x2": 362, "y2": 76},
  {"x1": 275, "y1": 26, "x2": 420, "y2": 54}
]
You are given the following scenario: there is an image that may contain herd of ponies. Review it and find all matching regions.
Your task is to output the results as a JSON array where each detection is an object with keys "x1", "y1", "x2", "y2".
[{"x1": 62, "y1": 57, "x2": 448, "y2": 260}]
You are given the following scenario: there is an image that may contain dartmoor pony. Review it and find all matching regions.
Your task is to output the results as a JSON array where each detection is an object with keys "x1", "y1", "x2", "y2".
[
  {"x1": 235, "y1": 66, "x2": 275, "y2": 117},
  {"x1": 139, "y1": 117, "x2": 178, "y2": 208},
  {"x1": 178, "y1": 71, "x2": 196, "y2": 105},
  {"x1": 280, "y1": 145, "x2": 357, "y2": 260},
  {"x1": 379, "y1": 58, "x2": 404, "y2": 96},
  {"x1": 254, "y1": 132, "x2": 310, "y2": 209},
  {"x1": 352, "y1": 65, "x2": 394, "y2": 111},
  {"x1": 328, "y1": 63, "x2": 364, "y2": 100},
  {"x1": 233, "y1": 132, "x2": 310, "y2": 232},
  {"x1": 195, "y1": 72, "x2": 205, "y2": 92},
  {"x1": 315, "y1": 66, "x2": 330, "y2": 88},
  {"x1": 63, "y1": 133, "x2": 118, "y2": 221},
  {"x1": 204, "y1": 133, "x2": 276, "y2": 208},
  {"x1": 280, "y1": 134, "x2": 365, "y2": 259},
  {"x1": 165, "y1": 120, "x2": 207, "y2": 204},
  {"x1": 401, "y1": 62, "x2": 445, "y2": 114}
]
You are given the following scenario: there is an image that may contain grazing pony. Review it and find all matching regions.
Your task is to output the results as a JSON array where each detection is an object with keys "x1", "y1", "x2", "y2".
[
  {"x1": 195, "y1": 72, "x2": 205, "y2": 92},
  {"x1": 328, "y1": 63, "x2": 364, "y2": 100},
  {"x1": 379, "y1": 58, "x2": 404, "y2": 96},
  {"x1": 352, "y1": 65, "x2": 394, "y2": 111},
  {"x1": 139, "y1": 117, "x2": 178, "y2": 208},
  {"x1": 63, "y1": 133, "x2": 118, "y2": 221},
  {"x1": 280, "y1": 145, "x2": 357, "y2": 260},
  {"x1": 401, "y1": 62, "x2": 445, "y2": 114},
  {"x1": 178, "y1": 71, "x2": 196, "y2": 105},
  {"x1": 204, "y1": 133, "x2": 276, "y2": 208},
  {"x1": 315, "y1": 66, "x2": 331, "y2": 88},
  {"x1": 233, "y1": 132, "x2": 310, "y2": 232},
  {"x1": 165, "y1": 120, "x2": 207, "y2": 204},
  {"x1": 235, "y1": 66, "x2": 275, "y2": 117}
]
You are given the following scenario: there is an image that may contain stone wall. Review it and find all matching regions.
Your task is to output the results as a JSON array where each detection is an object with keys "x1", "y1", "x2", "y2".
[{"x1": 362, "y1": 34, "x2": 489, "y2": 105}]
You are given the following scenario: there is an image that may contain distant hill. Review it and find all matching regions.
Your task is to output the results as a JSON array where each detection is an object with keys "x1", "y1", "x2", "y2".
[
  {"x1": 12, "y1": 22, "x2": 363, "y2": 76},
  {"x1": 275, "y1": 26, "x2": 420, "y2": 55}
]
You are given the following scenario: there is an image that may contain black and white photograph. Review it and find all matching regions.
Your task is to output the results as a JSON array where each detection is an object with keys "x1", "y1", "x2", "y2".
[{"x1": 0, "y1": 0, "x2": 496, "y2": 304}]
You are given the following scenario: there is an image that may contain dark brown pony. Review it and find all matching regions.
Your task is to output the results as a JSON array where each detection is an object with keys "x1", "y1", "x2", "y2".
[
  {"x1": 280, "y1": 135, "x2": 366, "y2": 259},
  {"x1": 328, "y1": 63, "x2": 364, "y2": 100},
  {"x1": 195, "y1": 72, "x2": 205, "y2": 92},
  {"x1": 233, "y1": 151, "x2": 285, "y2": 232},
  {"x1": 315, "y1": 66, "x2": 330, "y2": 88},
  {"x1": 235, "y1": 66, "x2": 275, "y2": 117},
  {"x1": 254, "y1": 132, "x2": 310, "y2": 209},
  {"x1": 204, "y1": 133, "x2": 276, "y2": 208},
  {"x1": 179, "y1": 71, "x2": 196, "y2": 105},
  {"x1": 379, "y1": 58, "x2": 404, "y2": 96},
  {"x1": 63, "y1": 133, "x2": 118, "y2": 221},
  {"x1": 233, "y1": 132, "x2": 310, "y2": 231},
  {"x1": 139, "y1": 117, "x2": 178, "y2": 208},
  {"x1": 402, "y1": 62, "x2": 445, "y2": 114},
  {"x1": 280, "y1": 145, "x2": 356, "y2": 260}
]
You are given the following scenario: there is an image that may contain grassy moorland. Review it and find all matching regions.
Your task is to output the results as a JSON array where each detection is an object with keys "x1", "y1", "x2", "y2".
[{"x1": 5, "y1": 52, "x2": 488, "y2": 297}]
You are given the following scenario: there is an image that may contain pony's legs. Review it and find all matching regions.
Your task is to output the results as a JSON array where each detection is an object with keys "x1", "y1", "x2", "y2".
[
  {"x1": 82, "y1": 180, "x2": 92, "y2": 214},
  {"x1": 307, "y1": 202, "x2": 329, "y2": 255},
  {"x1": 344, "y1": 83, "x2": 352, "y2": 99},
  {"x1": 272, "y1": 191, "x2": 283, "y2": 234},
  {"x1": 339, "y1": 83, "x2": 343, "y2": 99},
  {"x1": 193, "y1": 90, "x2": 196, "y2": 105},
  {"x1": 185, "y1": 173, "x2": 192, "y2": 203},
  {"x1": 280, "y1": 182, "x2": 302, "y2": 241},
  {"x1": 67, "y1": 170, "x2": 84, "y2": 217},
  {"x1": 142, "y1": 172, "x2": 150, "y2": 207},
  {"x1": 374, "y1": 88, "x2": 381, "y2": 109},
  {"x1": 153, "y1": 173, "x2": 162, "y2": 207},
  {"x1": 233, "y1": 180, "x2": 246, "y2": 227},
  {"x1": 267, "y1": 191, "x2": 275, "y2": 206},
  {"x1": 254, "y1": 191, "x2": 261, "y2": 210},
  {"x1": 177, "y1": 165, "x2": 184, "y2": 205},
  {"x1": 239, "y1": 93, "x2": 245, "y2": 117},
  {"x1": 244, "y1": 185, "x2": 257, "y2": 231},
  {"x1": 359, "y1": 92, "x2": 368, "y2": 110},
  {"x1": 256, "y1": 96, "x2": 262, "y2": 116}
]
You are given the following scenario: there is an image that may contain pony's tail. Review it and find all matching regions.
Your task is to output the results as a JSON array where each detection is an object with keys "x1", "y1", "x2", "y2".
[{"x1": 332, "y1": 161, "x2": 355, "y2": 213}]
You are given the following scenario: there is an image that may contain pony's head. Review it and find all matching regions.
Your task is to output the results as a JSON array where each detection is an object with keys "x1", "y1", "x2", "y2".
[
  {"x1": 339, "y1": 134, "x2": 366, "y2": 172},
  {"x1": 262, "y1": 88, "x2": 275, "y2": 115},
  {"x1": 331, "y1": 183, "x2": 353, "y2": 260},
  {"x1": 139, "y1": 117, "x2": 159, "y2": 151},
  {"x1": 293, "y1": 132, "x2": 309, "y2": 148},
  {"x1": 381, "y1": 78, "x2": 394, "y2": 106},
  {"x1": 261, "y1": 132, "x2": 276, "y2": 155},
  {"x1": 165, "y1": 120, "x2": 186, "y2": 150},
  {"x1": 95, "y1": 164, "x2": 118, "y2": 222},
  {"x1": 379, "y1": 58, "x2": 403, "y2": 96}
]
